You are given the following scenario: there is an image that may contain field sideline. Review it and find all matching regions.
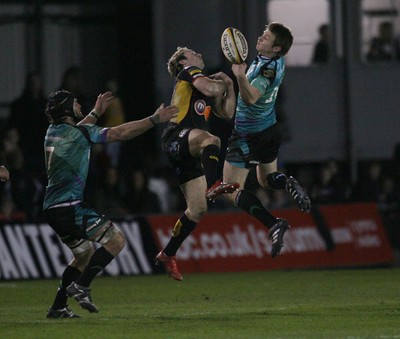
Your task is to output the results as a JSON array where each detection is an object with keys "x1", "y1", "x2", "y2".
[{"x1": 1, "y1": 268, "x2": 399, "y2": 338}]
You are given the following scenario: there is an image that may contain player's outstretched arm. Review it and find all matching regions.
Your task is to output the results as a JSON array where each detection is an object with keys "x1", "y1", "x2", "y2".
[
  {"x1": 106, "y1": 104, "x2": 178, "y2": 142},
  {"x1": 194, "y1": 76, "x2": 227, "y2": 97}
]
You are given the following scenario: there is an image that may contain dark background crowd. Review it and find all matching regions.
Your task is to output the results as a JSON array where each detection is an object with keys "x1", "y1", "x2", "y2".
[{"x1": 1, "y1": 0, "x2": 400, "y2": 261}]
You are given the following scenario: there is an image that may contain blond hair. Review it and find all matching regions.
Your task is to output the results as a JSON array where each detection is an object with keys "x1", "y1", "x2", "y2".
[{"x1": 167, "y1": 47, "x2": 188, "y2": 77}]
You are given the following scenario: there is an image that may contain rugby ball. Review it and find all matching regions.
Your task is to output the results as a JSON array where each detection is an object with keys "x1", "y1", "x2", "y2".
[{"x1": 221, "y1": 27, "x2": 248, "y2": 64}]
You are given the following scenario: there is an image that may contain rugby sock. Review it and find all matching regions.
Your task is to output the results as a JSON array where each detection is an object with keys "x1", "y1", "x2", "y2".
[
  {"x1": 267, "y1": 172, "x2": 288, "y2": 189},
  {"x1": 164, "y1": 214, "x2": 197, "y2": 256},
  {"x1": 75, "y1": 247, "x2": 114, "y2": 287},
  {"x1": 235, "y1": 189, "x2": 277, "y2": 229},
  {"x1": 52, "y1": 265, "x2": 81, "y2": 310},
  {"x1": 201, "y1": 144, "x2": 220, "y2": 188}
]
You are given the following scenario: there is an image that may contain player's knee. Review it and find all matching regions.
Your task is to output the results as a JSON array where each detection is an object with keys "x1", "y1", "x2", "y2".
[
  {"x1": 207, "y1": 134, "x2": 221, "y2": 148},
  {"x1": 98, "y1": 223, "x2": 126, "y2": 255},
  {"x1": 71, "y1": 247, "x2": 94, "y2": 271},
  {"x1": 111, "y1": 228, "x2": 126, "y2": 253},
  {"x1": 110, "y1": 227, "x2": 126, "y2": 254},
  {"x1": 187, "y1": 204, "x2": 207, "y2": 222},
  {"x1": 193, "y1": 208, "x2": 207, "y2": 221},
  {"x1": 258, "y1": 179, "x2": 269, "y2": 189},
  {"x1": 196, "y1": 206, "x2": 207, "y2": 219}
]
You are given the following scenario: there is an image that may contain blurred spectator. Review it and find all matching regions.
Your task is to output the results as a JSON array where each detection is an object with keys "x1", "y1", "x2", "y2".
[
  {"x1": 7, "y1": 72, "x2": 49, "y2": 220},
  {"x1": 98, "y1": 79, "x2": 126, "y2": 127},
  {"x1": 8, "y1": 71, "x2": 48, "y2": 178},
  {"x1": 351, "y1": 161, "x2": 383, "y2": 201},
  {"x1": 390, "y1": 142, "x2": 400, "y2": 190},
  {"x1": 148, "y1": 166, "x2": 177, "y2": 213},
  {"x1": 2, "y1": 129, "x2": 24, "y2": 171},
  {"x1": 0, "y1": 163, "x2": 11, "y2": 220},
  {"x1": 269, "y1": 189, "x2": 293, "y2": 210},
  {"x1": 366, "y1": 21, "x2": 399, "y2": 62},
  {"x1": 378, "y1": 145, "x2": 400, "y2": 255},
  {"x1": 374, "y1": 174, "x2": 400, "y2": 261},
  {"x1": 0, "y1": 129, "x2": 28, "y2": 220},
  {"x1": 255, "y1": 187, "x2": 271, "y2": 210},
  {"x1": 295, "y1": 166, "x2": 314, "y2": 194},
  {"x1": 311, "y1": 159, "x2": 348, "y2": 204},
  {"x1": 98, "y1": 79, "x2": 126, "y2": 168},
  {"x1": 122, "y1": 167, "x2": 161, "y2": 215},
  {"x1": 312, "y1": 24, "x2": 330, "y2": 64},
  {"x1": 59, "y1": 66, "x2": 90, "y2": 113},
  {"x1": 157, "y1": 166, "x2": 187, "y2": 212},
  {"x1": 0, "y1": 141, "x2": 13, "y2": 220},
  {"x1": 256, "y1": 186, "x2": 294, "y2": 211},
  {"x1": 377, "y1": 176, "x2": 399, "y2": 213},
  {"x1": 85, "y1": 143, "x2": 112, "y2": 206},
  {"x1": 93, "y1": 167, "x2": 129, "y2": 219}
]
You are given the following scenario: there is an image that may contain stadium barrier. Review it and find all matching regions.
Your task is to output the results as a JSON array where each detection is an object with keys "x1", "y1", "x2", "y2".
[{"x1": 0, "y1": 203, "x2": 394, "y2": 280}]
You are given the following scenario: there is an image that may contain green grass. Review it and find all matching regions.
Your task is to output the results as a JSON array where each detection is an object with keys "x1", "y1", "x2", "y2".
[{"x1": 1, "y1": 268, "x2": 400, "y2": 338}]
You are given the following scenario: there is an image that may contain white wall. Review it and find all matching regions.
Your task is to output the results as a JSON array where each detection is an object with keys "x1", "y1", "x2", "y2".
[{"x1": 268, "y1": 0, "x2": 330, "y2": 66}]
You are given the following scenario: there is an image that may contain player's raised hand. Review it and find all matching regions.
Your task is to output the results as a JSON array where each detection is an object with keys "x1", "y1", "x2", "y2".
[
  {"x1": 94, "y1": 91, "x2": 114, "y2": 116},
  {"x1": 231, "y1": 62, "x2": 248, "y2": 77}
]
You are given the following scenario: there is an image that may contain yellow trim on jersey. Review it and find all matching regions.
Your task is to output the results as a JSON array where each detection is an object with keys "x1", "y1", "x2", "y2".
[
  {"x1": 188, "y1": 68, "x2": 203, "y2": 77},
  {"x1": 170, "y1": 80, "x2": 192, "y2": 124}
]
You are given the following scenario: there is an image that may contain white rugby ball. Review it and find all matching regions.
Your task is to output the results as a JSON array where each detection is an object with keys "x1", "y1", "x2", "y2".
[{"x1": 221, "y1": 27, "x2": 248, "y2": 64}]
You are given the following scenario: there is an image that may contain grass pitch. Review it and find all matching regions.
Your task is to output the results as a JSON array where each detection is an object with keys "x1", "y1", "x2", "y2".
[{"x1": 1, "y1": 268, "x2": 400, "y2": 338}]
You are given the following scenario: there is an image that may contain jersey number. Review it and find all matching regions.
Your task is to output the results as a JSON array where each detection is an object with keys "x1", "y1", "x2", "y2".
[
  {"x1": 264, "y1": 87, "x2": 279, "y2": 104},
  {"x1": 45, "y1": 146, "x2": 55, "y2": 171}
]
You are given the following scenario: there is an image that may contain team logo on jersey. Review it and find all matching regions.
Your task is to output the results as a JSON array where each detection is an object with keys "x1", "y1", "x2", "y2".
[
  {"x1": 262, "y1": 69, "x2": 275, "y2": 78},
  {"x1": 194, "y1": 100, "x2": 211, "y2": 120}
]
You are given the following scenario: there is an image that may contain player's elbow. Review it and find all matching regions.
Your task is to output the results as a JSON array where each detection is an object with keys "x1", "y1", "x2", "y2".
[
  {"x1": 107, "y1": 127, "x2": 125, "y2": 142},
  {"x1": 241, "y1": 87, "x2": 261, "y2": 106},
  {"x1": 219, "y1": 109, "x2": 235, "y2": 120},
  {"x1": 206, "y1": 82, "x2": 227, "y2": 97},
  {"x1": 243, "y1": 97, "x2": 257, "y2": 106},
  {"x1": 204, "y1": 87, "x2": 225, "y2": 97}
]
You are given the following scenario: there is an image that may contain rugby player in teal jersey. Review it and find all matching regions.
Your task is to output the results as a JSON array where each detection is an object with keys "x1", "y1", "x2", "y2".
[
  {"x1": 214, "y1": 22, "x2": 311, "y2": 258},
  {"x1": 44, "y1": 90, "x2": 178, "y2": 318}
]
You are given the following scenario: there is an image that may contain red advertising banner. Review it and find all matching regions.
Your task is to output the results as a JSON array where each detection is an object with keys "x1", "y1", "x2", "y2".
[{"x1": 148, "y1": 203, "x2": 394, "y2": 273}]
